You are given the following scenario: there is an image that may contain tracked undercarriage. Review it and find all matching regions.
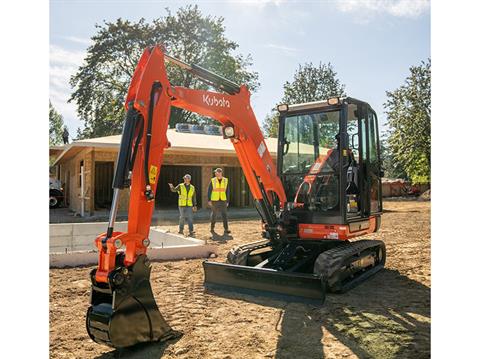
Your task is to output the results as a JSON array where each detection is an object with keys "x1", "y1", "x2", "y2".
[{"x1": 203, "y1": 239, "x2": 386, "y2": 302}]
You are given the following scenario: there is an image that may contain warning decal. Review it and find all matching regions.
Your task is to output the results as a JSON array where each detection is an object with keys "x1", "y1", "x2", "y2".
[
  {"x1": 149, "y1": 165, "x2": 158, "y2": 185},
  {"x1": 257, "y1": 141, "x2": 266, "y2": 158}
]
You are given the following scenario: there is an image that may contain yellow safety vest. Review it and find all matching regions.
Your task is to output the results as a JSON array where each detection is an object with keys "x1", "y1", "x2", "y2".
[
  {"x1": 210, "y1": 177, "x2": 228, "y2": 201},
  {"x1": 178, "y1": 184, "x2": 195, "y2": 207}
]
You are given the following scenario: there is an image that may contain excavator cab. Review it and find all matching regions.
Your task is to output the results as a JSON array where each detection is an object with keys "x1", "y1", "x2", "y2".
[
  {"x1": 204, "y1": 97, "x2": 385, "y2": 300},
  {"x1": 277, "y1": 97, "x2": 383, "y2": 238}
]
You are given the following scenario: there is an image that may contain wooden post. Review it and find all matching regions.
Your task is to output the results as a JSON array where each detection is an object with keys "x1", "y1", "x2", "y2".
[{"x1": 80, "y1": 165, "x2": 84, "y2": 217}]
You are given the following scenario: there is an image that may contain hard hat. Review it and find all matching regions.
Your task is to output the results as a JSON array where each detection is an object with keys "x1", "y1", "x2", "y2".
[
  {"x1": 214, "y1": 168, "x2": 223, "y2": 173},
  {"x1": 183, "y1": 174, "x2": 191, "y2": 180}
]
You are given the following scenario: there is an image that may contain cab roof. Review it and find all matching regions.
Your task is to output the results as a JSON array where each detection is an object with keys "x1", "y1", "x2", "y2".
[{"x1": 284, "y1": 97, "x2": 369, "y2": 113}]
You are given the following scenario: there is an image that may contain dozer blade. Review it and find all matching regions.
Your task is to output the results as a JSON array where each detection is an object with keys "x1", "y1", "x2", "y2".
[
  {"x1": 203, "y1": 261, "x2": 326, "y2": 302},
  {"x1": 86, "y1": 254, "x2": 175, "y2": 348}
]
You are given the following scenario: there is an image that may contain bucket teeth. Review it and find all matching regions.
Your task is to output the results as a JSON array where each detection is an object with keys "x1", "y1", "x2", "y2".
[{"x1": 86, "y1": 254, "x2": 173, "y2": 348}]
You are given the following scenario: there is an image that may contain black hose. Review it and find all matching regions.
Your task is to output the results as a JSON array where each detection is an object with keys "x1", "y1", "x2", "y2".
[
  {"x1": 129, "y1": 118, "x2": 144, "y2": 173},
  {"x1": 143, "y1": 82, "x2": 163, "y2": 200},
  {"x1": 112, "y1": 103, "x2": 140, "y2": 189}
]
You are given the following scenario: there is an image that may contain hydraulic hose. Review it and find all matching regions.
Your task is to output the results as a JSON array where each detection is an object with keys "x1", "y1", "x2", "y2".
[
  {"x1": 113, "y1": 103, "x2": 141, "y2": 189},
  {"x1": 105, "y1": 103, "x2": 143, "y2": 241},
  {"x1": 129, "y1": 118, "x2": 144, "y2": 173},
  {"x1": 144, "y1": 82, "x2": 163, "y2": 201}
]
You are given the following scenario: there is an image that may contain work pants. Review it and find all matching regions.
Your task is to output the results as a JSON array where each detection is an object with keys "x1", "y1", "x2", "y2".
[
  {"x1": 179, "y1": 206, "x2": 194, "y2": 233},
  {"x1": 210, "y1": 200, "x2": 228, "y2": 231}
]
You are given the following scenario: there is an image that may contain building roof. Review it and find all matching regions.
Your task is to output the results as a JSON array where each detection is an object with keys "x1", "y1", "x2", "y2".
[
  {"x1": 52, "y1": 129, "x2": 279, "y2": 166},
  {"x1": 49, "y1": 145, "x2": 66, "y2": 158}
]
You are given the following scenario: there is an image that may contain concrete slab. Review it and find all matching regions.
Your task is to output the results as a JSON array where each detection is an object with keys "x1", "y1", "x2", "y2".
[
  {"x1": 149, "y1": 228, "x2": 206, "y2": 247},
  {"x1": 49, "y1": 222, "x2": 216, "y2": 268},
  {"x1": 49, "y1": 244, "x2": 216, "y2": 268},
  {"x1": 50, "y1": 225, "x2": 73, "y2": 236},
  {"x1": 71, "y1": 222, "x2": 128, "y2": 236},
  {"x1": 50, "y1": 222, "x2": 127, "y2": 254}
]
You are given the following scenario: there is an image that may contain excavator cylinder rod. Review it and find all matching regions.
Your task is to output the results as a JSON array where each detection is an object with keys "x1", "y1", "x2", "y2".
[
  {"x1": 203, "y1": 261, "x2": 326, "y2": 301},
  {"x1": 86, "y1": 254, "x2": 174, "y2": 348},
  {"x1": 163, "y1": 53, "x2": 241, "y2": 94}
]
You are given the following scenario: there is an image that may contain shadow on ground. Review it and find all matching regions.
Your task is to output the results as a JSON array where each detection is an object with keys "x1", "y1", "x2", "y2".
[
  {"x1": 94, "y1": 334, "x2": 182, "y2": 359},
  {"x1": 206, "y1": 268, "x2": 430, "y2": 359},
  {"x1": 209, "y1": 232, "x2": 234, "y2": 243}
]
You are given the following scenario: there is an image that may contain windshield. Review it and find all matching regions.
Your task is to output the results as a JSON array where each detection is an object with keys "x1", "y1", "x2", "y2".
[
  {"x1": 282, "y1": 110, "x2": 340, "y2": 174},
  {"x1": 281, "y1": 110, "x2": 341, "y2": 209}
]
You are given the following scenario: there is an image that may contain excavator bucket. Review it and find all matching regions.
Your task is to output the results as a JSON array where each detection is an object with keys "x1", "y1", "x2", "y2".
[
  {"x1": 203, "y1": 261, "x2": 326, "y2": 302},
  {"x1": 86, "y1": 255, "x2": 175, "y2": 348}
]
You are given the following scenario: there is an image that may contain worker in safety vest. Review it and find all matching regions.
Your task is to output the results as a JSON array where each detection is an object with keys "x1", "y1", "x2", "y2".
[
  {"x1": 168, "y1": 174, "x2": 197, "y2": 236},
  {"x1": 207, "y1": 168, "x2": 230, "y2": 235}
]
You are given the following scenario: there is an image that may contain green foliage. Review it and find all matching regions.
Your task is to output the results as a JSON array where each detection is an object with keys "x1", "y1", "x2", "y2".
[
  {"x1": 70, "y1": 5, "x2": 259, "y2": 139},
  {"x1": 380, "y1": 136, "x2": 408, "y2": 179},
  {"x1": 263, "y1": 62, "x2": 346, "y2": 137},
  {"x1": 384, "y1": 59, "x2": 431, "y2": 184},
  {"x1": 49, "y1": 101, "x2": 64, "y2": 145},
  {"x1": 263, "y1": 112, "x2": 279, "y2": 138}
]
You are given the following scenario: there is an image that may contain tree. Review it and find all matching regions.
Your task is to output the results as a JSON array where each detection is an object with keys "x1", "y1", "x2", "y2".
[
  {"x1": 384, "y1": 59, "x2": 431, "y2": 184},
  {"x1": 70, "y1": 5, "x2": 259, "y2": 139},
  {"x1": 263, "y1": 62, "x2": 346, "y2": 137},
  {"x1": 380, "y1": 136, "x2": 408, "y2": 179},
  {"x1": 49, "y1": 101, "x2": 65, "y2": 145}
]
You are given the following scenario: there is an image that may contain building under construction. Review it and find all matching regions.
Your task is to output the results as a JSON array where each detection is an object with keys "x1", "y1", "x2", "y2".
[{"x1": 50, "y1": 126, "x2": 278, "y2": 216}]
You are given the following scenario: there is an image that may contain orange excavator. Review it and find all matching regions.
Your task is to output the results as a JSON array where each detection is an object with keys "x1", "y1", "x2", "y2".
[{"x1": 86, "y1": 45, "x2": 385, "y2": 348}]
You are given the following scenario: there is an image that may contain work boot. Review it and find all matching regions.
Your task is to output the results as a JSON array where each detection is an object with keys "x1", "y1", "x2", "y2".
[
  {"x1": 188, "y1": 231, "x2": 195, "y2": 238},
  {"x1": 224, "y1": 229, "x2": 231, "y2": 235},
  {"x1": 178, "y1": 230, "x2": 184, "y2": 235}
]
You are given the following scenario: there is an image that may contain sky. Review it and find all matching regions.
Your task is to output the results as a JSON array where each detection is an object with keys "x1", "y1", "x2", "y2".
[{"x1": 50, "y1": 0, "x2": 430, "y2": 136}]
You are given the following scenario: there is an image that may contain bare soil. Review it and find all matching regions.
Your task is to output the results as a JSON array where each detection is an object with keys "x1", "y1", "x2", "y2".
[{"x1": 50, "y1": 200, "x2": 430, "y2": 359}]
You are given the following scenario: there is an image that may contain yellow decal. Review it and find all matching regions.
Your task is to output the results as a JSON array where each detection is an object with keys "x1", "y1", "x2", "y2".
[
  {"x1": 149, "y1": 165, "x2": 158, "y2": 185},
  {"x1": 343, "y1": 149, "x2": 348, "y2": 156}
]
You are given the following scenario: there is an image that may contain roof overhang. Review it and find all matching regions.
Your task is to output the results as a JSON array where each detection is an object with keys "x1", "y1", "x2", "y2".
[
  {"x1": 51, "y1": 131, "x2": 278, "y2": 166},
  {"x1": 52, "y1": 142, "x2": 119, "y2": 166},
  {"x1": 49, "y1": 145, "x2": 66, "y2": 158}
]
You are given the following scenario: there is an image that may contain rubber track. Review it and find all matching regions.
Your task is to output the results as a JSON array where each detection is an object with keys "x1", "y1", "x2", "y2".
[
  {"x1": 227, "y1": 239, "x2": 271, "y2": 265},
  {"x1": 314, "y1": 239, "x2": 386, "y2": 293}
]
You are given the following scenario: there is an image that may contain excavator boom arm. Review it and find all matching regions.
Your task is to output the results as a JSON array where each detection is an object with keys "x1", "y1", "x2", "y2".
[{"x1": 94, "y1": 45, "x2": 286, "y2": 283}]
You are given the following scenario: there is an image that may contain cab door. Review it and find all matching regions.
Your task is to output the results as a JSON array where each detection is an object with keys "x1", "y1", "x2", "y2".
[
  {"x1": 367, "y1": 109, "x2": 382, "y2": 214},
  {"x1": 350, "y1": 102, "x2": 382, "y2": 218}
]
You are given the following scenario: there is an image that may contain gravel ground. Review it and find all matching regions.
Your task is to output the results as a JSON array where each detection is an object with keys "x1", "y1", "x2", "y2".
[{"x1": 50, "y1": 200, "x2": 430, "y2": 359}]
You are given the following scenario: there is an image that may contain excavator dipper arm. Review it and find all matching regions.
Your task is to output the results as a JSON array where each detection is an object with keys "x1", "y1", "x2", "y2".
[{"x1": 87, "y1": 45, "x2": 286, "y2": 348}]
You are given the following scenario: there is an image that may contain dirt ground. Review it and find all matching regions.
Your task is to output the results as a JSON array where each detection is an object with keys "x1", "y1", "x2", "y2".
[{"x1": 50, "y1": 200, "x2": 430, "y2": 359}]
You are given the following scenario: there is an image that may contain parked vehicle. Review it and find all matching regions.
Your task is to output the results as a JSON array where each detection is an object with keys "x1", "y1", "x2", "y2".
[{"x1": 49, "y1": 178, "x2": 64, "y2": 208}]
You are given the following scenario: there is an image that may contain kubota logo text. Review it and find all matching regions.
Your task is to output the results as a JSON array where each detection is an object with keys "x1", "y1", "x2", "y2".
[{"x1": 203, "y1": 94, "x2": 230, "y2": 108}]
